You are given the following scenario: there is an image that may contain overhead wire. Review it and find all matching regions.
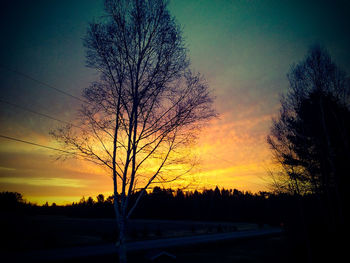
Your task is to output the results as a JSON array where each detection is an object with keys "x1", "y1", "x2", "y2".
[
  {"x1": 0, "y1": 65, "x2": 88, "y2": 104},
  {"x1": 0, "y1": 134, "x2": 75, "y2": 154},
  {"x1": 0, "y1": 97, "x2": 81, "y2": 128},
  {"x1": 0, "y1": 66, "x2": 87, "y2": 155},
  {"x1": 0, "y1": 66, "x2": 111, "y2": 178}
]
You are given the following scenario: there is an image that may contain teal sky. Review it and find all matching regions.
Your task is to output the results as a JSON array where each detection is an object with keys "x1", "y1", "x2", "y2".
[{"x1": 0, "y1": 0, "x2": 350, "y2": 203}]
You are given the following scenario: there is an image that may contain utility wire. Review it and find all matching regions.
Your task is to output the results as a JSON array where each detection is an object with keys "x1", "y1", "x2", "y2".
[
  {"x1": 0, "y1": 134, "x2": 74, "y2": 154},
  {"x1": 0, "y1": 134, "x2": 107, "y2": 178},
  {"x1": 0, "y1": 65, "x2": 87, "y2": 104},
  {"x1": 0, "y1": 96, "x2": 234, "y2": 164},
  {"x1": 0, "y1": 98, "x2": 81, "y2": 128}
]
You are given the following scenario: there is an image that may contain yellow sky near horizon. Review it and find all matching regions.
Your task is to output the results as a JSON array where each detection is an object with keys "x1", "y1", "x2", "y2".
[{"x1": 0, "y1": 110, "x2": 276, "y2": 205}]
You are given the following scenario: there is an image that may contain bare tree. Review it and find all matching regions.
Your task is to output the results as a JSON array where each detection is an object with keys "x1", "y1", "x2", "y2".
[{"x1": 51, "y1": 0, "x2": 216, "y2": 262}]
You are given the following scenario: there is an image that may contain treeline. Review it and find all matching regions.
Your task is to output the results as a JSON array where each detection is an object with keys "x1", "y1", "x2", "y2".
[
  {"x1": 1, "y1": 187, "x2": 317, "y2": 227},
  {"x1": 1, "y1": 187, "x2": 332, "y2": 261}
]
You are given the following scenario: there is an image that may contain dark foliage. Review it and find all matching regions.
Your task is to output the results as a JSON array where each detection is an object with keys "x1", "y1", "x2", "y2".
[
  {"x1": 1, "y1": 189, "x2": 341, "y2": 262},
  {"x1": 0, "y1": 191, "x2": 24, "y2": 211},
  {"x1": 0, "y1": 188, "x2": 309, "y2": 226},
  {"x1": 267, "y1": 45, "x2": 349, "y2": 262}
]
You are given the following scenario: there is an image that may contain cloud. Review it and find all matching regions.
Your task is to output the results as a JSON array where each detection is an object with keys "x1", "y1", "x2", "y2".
[{"x1": 0, "y1": 177, "x2": 85, "y2": 188}]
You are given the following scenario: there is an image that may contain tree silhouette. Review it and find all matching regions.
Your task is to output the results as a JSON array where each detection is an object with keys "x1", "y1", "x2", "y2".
[
  {"x1": 97, "y1": 194, "x2": 105, "y2": 203},
  {"x1": 51, "y1": 0, "x2": 215, "y2": 262},
  {"x1": 267, "y1": 45, "x2": 350, "y2": 261},
  {"x1": 0, "y1": 191, "x2": 23, "y2": 211},
  {"x1": 268, "y1": 45, "x2": 349, "y2": 196}
]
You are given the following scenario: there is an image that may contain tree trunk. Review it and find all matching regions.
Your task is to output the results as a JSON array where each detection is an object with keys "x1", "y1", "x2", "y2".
[{"x1": 118, "y1": 217, "x2": 127, "y2": 263}]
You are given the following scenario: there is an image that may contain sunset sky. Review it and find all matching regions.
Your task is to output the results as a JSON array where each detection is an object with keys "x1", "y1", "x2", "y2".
[{"x1": 1, "y1": 0, "x2": 350, "y2": 204}]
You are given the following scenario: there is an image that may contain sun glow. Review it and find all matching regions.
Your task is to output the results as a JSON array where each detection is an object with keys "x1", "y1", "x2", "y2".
[{"x1": 0, "y1": 111, "x2": 274, "y2": 205}]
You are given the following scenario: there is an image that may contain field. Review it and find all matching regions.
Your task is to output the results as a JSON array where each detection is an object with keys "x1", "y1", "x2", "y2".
[
  {"x1": 1, "y1": 214, "x2": 261, "y2": 251},
  {"x1": 1, "y1": 214, "x2": 290, "y2": 262},
  {"x1": 55, "y1": 236, "x2": 289, "y2": 263}
]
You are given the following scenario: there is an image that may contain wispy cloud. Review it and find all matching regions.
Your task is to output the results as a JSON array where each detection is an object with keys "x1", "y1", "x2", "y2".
[{"x1": 0, "y1": 177, "x2": 85, "y2": 188}]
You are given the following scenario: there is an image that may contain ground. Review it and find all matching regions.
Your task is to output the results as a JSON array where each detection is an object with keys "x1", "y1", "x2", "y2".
[
  {"x1": 1, "y1": 214, "x2": 294, "y2": 263},
  {"x1": 59, "y1": 236, "x2": 291, "y2": 263},
  {"x1": 1, "y1": 214, "x2": 259, "y2": 251}
]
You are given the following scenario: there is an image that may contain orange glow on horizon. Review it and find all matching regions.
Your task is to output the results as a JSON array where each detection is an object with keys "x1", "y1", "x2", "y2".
[{"x1": 0, "y1": 110, "x2": 275, "y2": 205}]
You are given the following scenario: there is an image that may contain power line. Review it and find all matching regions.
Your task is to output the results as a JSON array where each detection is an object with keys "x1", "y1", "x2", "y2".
[
  {"x1": 0, "y1": 134, "x2": 74, "y2": 154},
  {"x1": 0, "y1": 134, "x2": 107, "y2": 178},
  {"x1": 0, "y1": 98, "x2": 80, "y2": 128},
  {"x1": 0, "y1": 65, "x2": 87, "y2": 104}
]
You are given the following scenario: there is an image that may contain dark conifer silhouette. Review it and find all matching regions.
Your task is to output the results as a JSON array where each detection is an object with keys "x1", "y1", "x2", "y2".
[{"x1": 267, "y1": 45, "x2": 349, "y2": 262}]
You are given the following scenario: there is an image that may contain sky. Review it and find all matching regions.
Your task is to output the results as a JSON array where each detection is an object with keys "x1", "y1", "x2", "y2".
[{"x1": 0, "y1": 0, "x2": 350, "y2": 204}]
